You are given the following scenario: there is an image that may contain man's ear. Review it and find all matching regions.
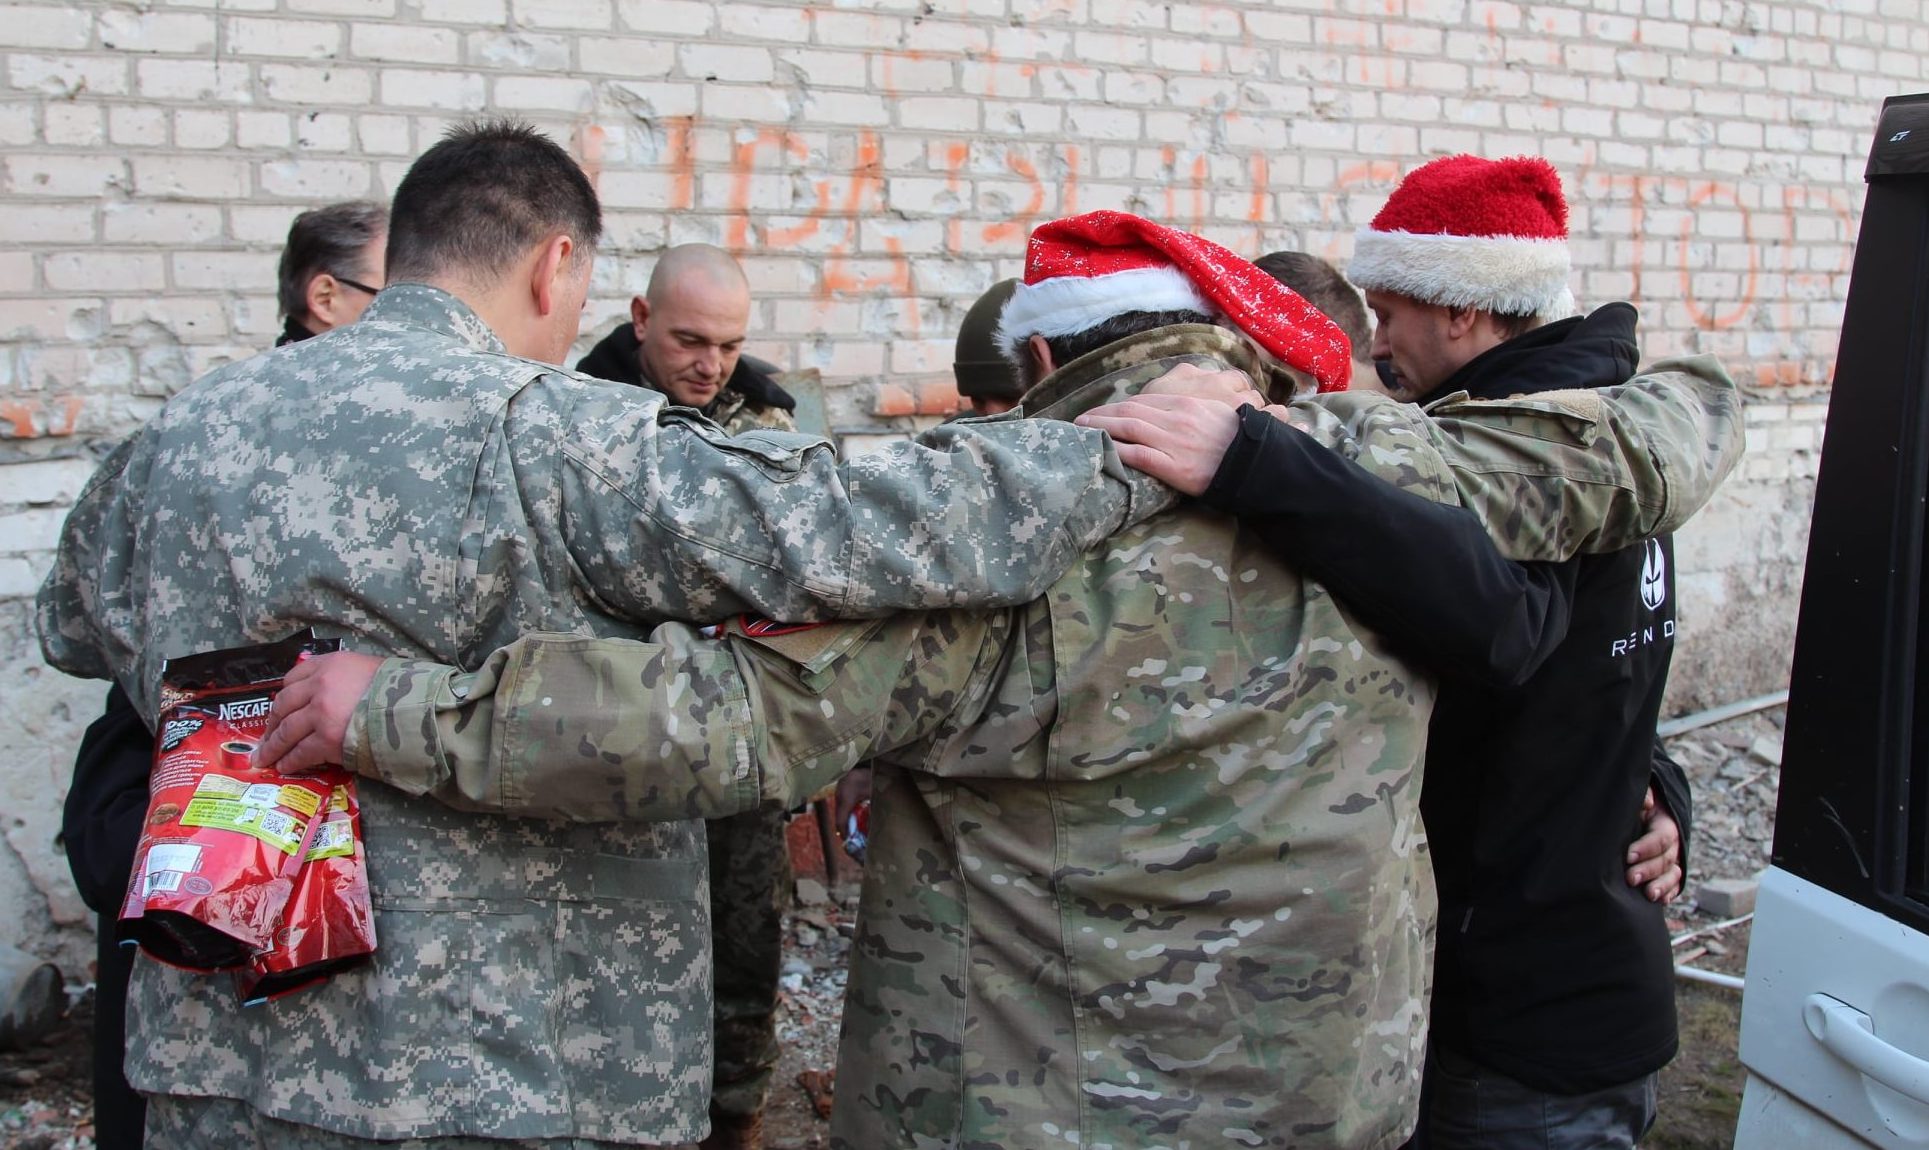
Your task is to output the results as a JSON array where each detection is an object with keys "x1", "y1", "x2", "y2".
[
  {"x1": 1444, "y1": 305, "x2": 1481, "y2": 341},
  {"x1": 1027, "y1": 334, "x2": 1056, "y2": 383},
  {"x1": 531, "y1": 234, "x2": 576, "y2": 318},
  {"x1": 303, "y1": 274, "x2": 338, "y2": 330},
  {"x1": 629, "y1": 294, "x2": 650, "y2": 340}
]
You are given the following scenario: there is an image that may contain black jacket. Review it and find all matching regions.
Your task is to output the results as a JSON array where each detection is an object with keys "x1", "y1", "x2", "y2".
[
  {"x1": 1203, "y1": 304, "x2": 1685, "y2": 1093},
  {"x1": 574, "y1": 321, "x2": 795, "y2": 416}
]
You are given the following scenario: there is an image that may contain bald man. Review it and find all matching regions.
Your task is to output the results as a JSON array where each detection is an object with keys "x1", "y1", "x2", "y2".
[
  {"x1": 577, "y1": 243, "x2": 798, "y2": 435},
  {"x1": 575, "y1": 245, "x2": 797, "y2": 1150}
]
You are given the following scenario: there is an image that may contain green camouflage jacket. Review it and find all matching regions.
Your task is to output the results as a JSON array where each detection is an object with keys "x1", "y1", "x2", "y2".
[
  {"x1": 339, "y1": 325, "x2": 1742, "y2": 1149},
  {"x1": 33, "y1": 283, "x2": 1172, "y2": 1145}
]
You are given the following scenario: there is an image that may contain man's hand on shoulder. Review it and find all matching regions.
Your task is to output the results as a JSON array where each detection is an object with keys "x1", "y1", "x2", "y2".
[
  {"x1": 1076, "y1": 391, "x2": 1245, "y2": 496},
  {"x1": 1138, "y1": 362, "x2": 1264, "y2": 407},
  {"x1": 254, "y1": 651, "x2": 385, "y2": 776}
]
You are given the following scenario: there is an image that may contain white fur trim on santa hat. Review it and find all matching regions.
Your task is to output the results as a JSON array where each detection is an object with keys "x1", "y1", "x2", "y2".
[
  {"x1": 996, "y1": 265, "x2": 1214, "y2": 361},
  {"x1": 1349, "y1": 229, "x2": 1575, "y2": 320}
]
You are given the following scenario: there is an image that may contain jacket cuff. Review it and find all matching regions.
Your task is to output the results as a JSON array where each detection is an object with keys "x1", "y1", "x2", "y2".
[
  {"x1": 1200, "y1": 404, "x2": 1274, "y2": 513},
  {"x1": 348, "y1": 658, "x2": 455, "y2": 796}
]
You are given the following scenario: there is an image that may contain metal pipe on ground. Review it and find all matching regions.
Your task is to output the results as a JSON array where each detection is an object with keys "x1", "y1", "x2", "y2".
[{"x1": 1657, "y1": 690, "x2": 1790, "y2": 739}]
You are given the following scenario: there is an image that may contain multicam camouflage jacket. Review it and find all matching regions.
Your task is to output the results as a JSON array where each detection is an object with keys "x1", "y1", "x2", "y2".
[
  {"x1": 338, "y1": 324, "x2": 1743, "y2": 1150},
  {"x1": 32, "y1": 283, "x2": 1174, "y2": 1145}
]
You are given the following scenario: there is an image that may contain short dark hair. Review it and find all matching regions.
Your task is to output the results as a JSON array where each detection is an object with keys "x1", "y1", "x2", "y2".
[
  {"x1": 385, "y1": 119, "x2": 602, "y2": 284},
  {"x1": 276, "y1": 201, "x2": 387, "y2": 321},
  {"x1": 1032, "y1": 309, "x2": 1217, "y2": 384},
  {"x1": 1489, "y1": 310, "x2": 1543, "y2": 340},
  {"x1": 1254, "y1": 251, "x2": 1370, "y2": 364}
]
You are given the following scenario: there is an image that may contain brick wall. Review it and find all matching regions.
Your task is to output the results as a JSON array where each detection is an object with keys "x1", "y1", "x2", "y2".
[{"x1": 1, "y1": 0, "x2": 1919, "y2": 968}]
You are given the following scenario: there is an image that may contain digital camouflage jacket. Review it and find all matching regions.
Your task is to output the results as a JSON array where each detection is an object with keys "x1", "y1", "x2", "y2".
[
  {"x1": 33, "y1": 284, "x2": 1172, "y2": 1145},
  {"x1": 337, "y1": 325, "x2": 1742, "y2": 1149}
]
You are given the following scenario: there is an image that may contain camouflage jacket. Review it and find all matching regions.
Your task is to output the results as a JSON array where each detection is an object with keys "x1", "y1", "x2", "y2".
[
  {"x1": 339, "y1": 325, "x2": 1742, "y2": 1149},
  {"x1": 32, "y1": 283, "x2": 1171, "y2": 1145}
]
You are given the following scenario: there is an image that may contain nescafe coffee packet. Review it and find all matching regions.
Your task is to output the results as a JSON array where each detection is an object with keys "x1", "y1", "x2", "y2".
[
  {"x1": 120, "y1": 630, "x2": 340, "y2": 972},
  {"x1": 235, "y1": 777, "x2": 377, "y2": 1005}
]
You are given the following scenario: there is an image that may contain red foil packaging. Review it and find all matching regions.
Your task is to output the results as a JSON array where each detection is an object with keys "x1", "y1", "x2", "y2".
[
  {"x1": 119, "y1": 631, "x2": 340, "y2": 972},
  {"x1": 235, "y1": 777, "x2": 377, "y2": 1005}
]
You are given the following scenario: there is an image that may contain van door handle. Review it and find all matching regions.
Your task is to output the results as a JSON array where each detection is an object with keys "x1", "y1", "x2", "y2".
[{"x1": 1804, "y1": 993, "x2": 1929, "y2": 1104}]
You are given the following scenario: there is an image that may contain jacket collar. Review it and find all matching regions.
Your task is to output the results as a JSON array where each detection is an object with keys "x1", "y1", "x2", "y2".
[
  {"x1": 573, "y1": 321, "x2": 797, "y2": 414},
  {"x1": 359, "y1": 283, "x2": 507, "y2": 355},
  {"x1": 1419, "y1": 302, "x2": 1640, "y2": 406},
  {"x1": 1022, "y1": 324, "x2": 1271, "y2": 423}
]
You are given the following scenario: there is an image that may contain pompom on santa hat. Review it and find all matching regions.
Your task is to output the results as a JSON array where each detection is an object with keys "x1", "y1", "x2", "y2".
[
  {"x1": 996, "y1": 210, "x2": 1354, "y2": 392},
  {"x1": 1348, "y1": 154, "x2": 1577, "y2": 321}
]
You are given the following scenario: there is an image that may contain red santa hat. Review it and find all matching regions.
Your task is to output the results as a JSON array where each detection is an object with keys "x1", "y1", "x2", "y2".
[
  {"x1": 997, "y1": 210, "x2": 1353, "y2": 392},
  {"x1": 1348, "y1": 154, "x2": 1577, "y2": 321}
]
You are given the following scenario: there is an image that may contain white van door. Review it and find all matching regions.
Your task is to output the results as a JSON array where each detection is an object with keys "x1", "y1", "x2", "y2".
[{"x1": 1734, "y1": 91, "x2": 1929, "y2": 1150}]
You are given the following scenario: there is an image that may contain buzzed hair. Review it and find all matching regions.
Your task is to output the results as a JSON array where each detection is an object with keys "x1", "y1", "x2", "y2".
[
  {"x1": 276, "y1": 200, "x2": 386, "y2": 321},
  {"x1": 645, "y1": 244, "x2": 748, "y2": 305},
  {"x1": 386, "y1": 119, "x2": 602, "y2": 284},
  {"x1": 1255, "y1": 251, "x2": 1371, "y2": 364}
]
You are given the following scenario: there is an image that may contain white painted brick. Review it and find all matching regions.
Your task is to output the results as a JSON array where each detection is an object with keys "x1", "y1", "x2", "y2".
[
  {"x1": 287, "y1": 0, "x2": 395, "y2": 15},
  {"x1": 0, "y1": 298, "x2": 99, "y2": 343},
  {"x1": 260, "y1": 158, "x2": 371, "y2": 199},
  {"x1": 468, "y1": 30, "x2": 572, "y2": 70},
  {"x1": 703, "y1": 83, "x2": 795, "y2": 122},
  {"x1": 132, "y1": 155, "x2": 252, "y2": 200},
  {"x1": 878, "y1": 54, "x2": 958, "y2": 94},
  {"x1": 97, "y1": 10, "x2": 217, "y2": 54},
  {"x1": 1065, "y1": 103, "x2": 1140, "y2": 141},
  {"x1": 378, "y1": 68, "x2": 486, "y2": 110},
  {"x1": 898, "y1": 96, "x2": 979, "y2": 131},
  {"x1": 137, "y1": 58, "x2": 251, "y2": 102},
  {"x1": 227, "y1": 16, "x2": 341, "y2": 58},
  {"x1": 615, "y1": 0, "x2": 714, "y2": 35},
  {"x1": 8, "y1": 154, "x2": 125, "y2": 197},
  {"x1": 11, "y1": 53, "x2": 129, "y2": 98},
  {"x1": 42, "y1": 104, "x2": 103, "y2": 148},
  {"x1": 236, "y1": 110, "x2": 291, "y2": 149},
  {"x1": 0, "y1": 103, "x2": 32, "y2": 147},
  {"x1": 171, "y1": 109, "x2": 233, "y2": 152},
  {"x1": 577, "y1": 36, "x2": 676, "y2": 77},
  {"x1": 811, "y1": 10, "x2": 906, "y2": 49},
  {"x1": 0, "y1": 459, "x2": 96, "y2": 508},
  {"x1": 295, "y1": 112, "x2": 354, "y2": 151},
  {"x1": 107, "y1": 105, "x2": 168, "y2": 148},
  {"x1": 0, "y1": 4, "x2": 94, "y2": 50},
  {"x1": 102, "y1": 203, "x2": 223, "y2": 246},
  {"x1": 718, "y1": 3, "x2": 810, "y2": 41},
  {"x1": 0, "y1": 204, "x2": 93, "y2": 244},
  {"x1": 678, "y1": 42, "x2": 773, "y2": 82},
  {"x1": 260, "y1": 63, "x2": 372, "y2": 104},
  {"x1": 1071, "y1": 29, "x2": 1148, "y2": 65},
  {"x1": 349, "y1": 22, "x2": 459, "y2": 63},
  {"x1": 0, "y1": 250, "x2": 36, "y2": 291},
  {"x1": 774, "y1": 49, "x2": 866, "y2": 87},
  {"x1": 494, "y1": 74, "x2": 594, "y2": 112},
  {"x1": 172, "y1": 251, "x2": 275, "y2": 292},
  {"x1": 512, "y1": 0, "x2": 612, "y2": 31},
  {"x1": 356, "y1": 113, "x2": 411, "y2": 155},
  {"x1": 44, "y1": 252, "x2": 165, "y2": 293},
  {"x1": 802, "y1": 89, "x2": 889, "y2": 126},
  {"x1": 0, "y1": 509, "x2": 67, "y2": 553},
  {"x1": 607, "y1": 80, "x2": 696, "y2": 117},
  {"x1": 418, "y1": 0, "x2": 505, "y2": 22}
]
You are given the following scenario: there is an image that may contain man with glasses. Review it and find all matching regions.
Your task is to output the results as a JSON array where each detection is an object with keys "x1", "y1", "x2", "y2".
[{"x1": 274, "y1": 200, "x2": 389, "y2": 345}]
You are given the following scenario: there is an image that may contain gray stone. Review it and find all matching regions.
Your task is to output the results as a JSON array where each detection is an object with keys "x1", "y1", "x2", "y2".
[
  {"x1": 1748, "y1": 733, "x2": 1784, "y2": 767},
  {"x1": 1696, "y1": 877, "x2": 1760, "y2": 917},
  {"x1": 793, "y1": 876, "x2": 830, "y2": 907}
]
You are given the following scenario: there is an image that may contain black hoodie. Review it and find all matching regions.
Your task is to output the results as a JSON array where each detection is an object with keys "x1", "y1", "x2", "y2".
[
  {"x1": 574, "y1": 321, "x2": 795, "y2": 416},
  {"x1": 1203, "y1": 304, "x2": 1684, "y2": 1093}
]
